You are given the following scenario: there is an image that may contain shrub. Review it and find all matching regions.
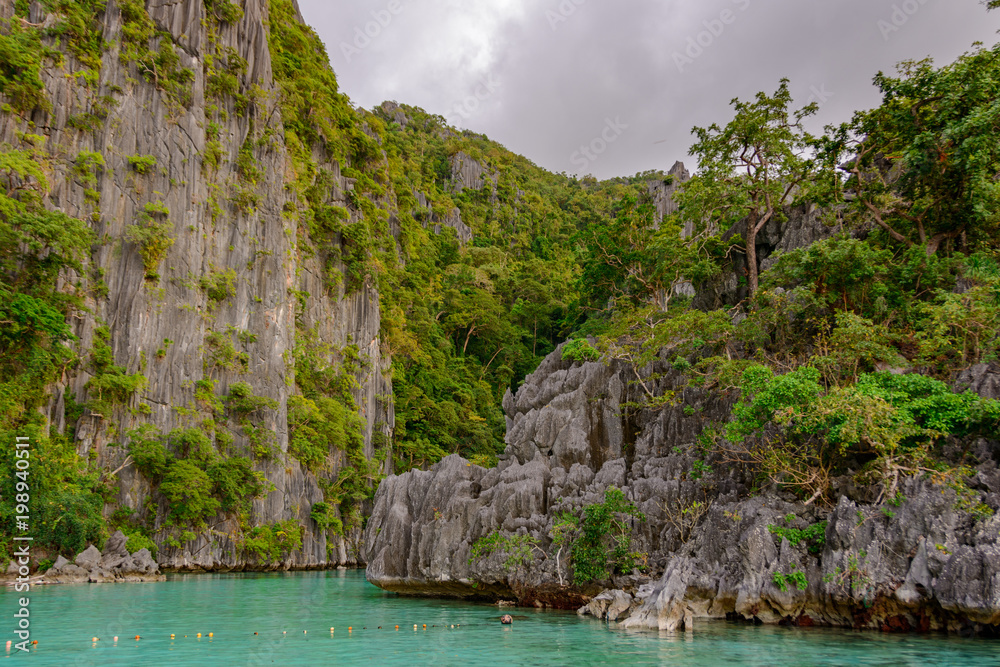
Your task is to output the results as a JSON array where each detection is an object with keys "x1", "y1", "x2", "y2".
[
  {"x1": 561, "y1": 338, "x2": 600, "y2": 363},
  {"x1": 128, "y1": 154, "x2": 157, "y2": 174},
  {"x1": 572, "y1": 487, "x2": 646, "y2": 584},
  {"x1": 160, "y1": 460, "x2": 220, "y2": 526},
  {"x1": 242, "y1": 519, "x2": 303, "y2": 562},
  {"x1": 199, "y1": 268, "x2": 237, "y2": 304},
  {"x1": 124, "y1": 532, "x2": 158, "y2": 559},
  {"x1": 125, "y1": 206, "x2": 174, "y2": 279},
  {"x1": 207, "y1": 456, "x2": 267, "y2": 514},
  {"x1": 126, "y1": 425, "x2": 172, "y2": 478}
]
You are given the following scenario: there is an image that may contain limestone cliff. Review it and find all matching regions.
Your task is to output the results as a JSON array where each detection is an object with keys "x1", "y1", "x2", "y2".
[{"x1": 1, "y1": 0, "x2": 391, "y2": 570}]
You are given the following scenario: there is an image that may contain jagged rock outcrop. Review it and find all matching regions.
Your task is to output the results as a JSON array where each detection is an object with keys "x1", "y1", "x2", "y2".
[
  {"x1": 43, "y1": 531, "x2": 164, "y2": 583},
  {"x1": 366, "y1": 346, "x2": 743, "y2": 607},
  {"x1": 367, "y1": 344, "x2": 1000, "y2": 633},
  {"x1": 450, "y1": 151, "x2": 494, "y2": 194},
  {"x1": 647, "y1": 161, "x2": 691, "y2": 226},
  {"x1": 414, "y1": 191, "x2": 473, "y2": 245}
]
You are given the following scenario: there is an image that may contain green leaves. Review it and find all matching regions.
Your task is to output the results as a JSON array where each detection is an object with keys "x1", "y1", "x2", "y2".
[
  {"x1": 681, "y1": 78, "x2": 828, "y2": 295},
  {"x1": 572, "y1": 487, "x2": 646, "y2": 584},
  {"x1": 831, "y1": 43, "x2": 1000, "y2": 255}
]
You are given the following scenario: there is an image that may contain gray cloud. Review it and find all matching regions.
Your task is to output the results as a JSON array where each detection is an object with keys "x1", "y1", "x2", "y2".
[{"x1": 298, "y1": 0, "x2": 998, "y2": 178}]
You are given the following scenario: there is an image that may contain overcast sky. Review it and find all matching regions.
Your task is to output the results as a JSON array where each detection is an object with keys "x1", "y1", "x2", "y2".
[{"x1": 296, "y1": 0, "x2": 999, "y2": 180}]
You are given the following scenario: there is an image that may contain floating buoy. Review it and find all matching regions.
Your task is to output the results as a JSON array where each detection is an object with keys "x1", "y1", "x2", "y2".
[
  {"x1": 282, "y1": 631, "x2": 286, "y2": 635},
  {"x1": 31, "y1": 641, "x2": 37, "y2": 645},
  {"x1": 302, "y1": 631, "x2": 306, "y2": 635},
  {"x1": 113, "y1": 636, "x2": 118, "y2": 642},
  {"x1": 378, "y1": 626, "x2": 382, "y2": 630},
  {"x1": 423, "y1": 624, "x2": 426, "y2": 629},
  {"x1": 330, "y1": 627, "x2": 334, "y2": 632},
  {"x1": 209, "y1": 633, "x2": 214, "y2": 638},
  {"x1": 6, "y1": 640, "x2": 12, "y2": 650},
  {"x1": 170, "y1": 634, "x2": 175, "y2": 639},
  {"x1": 394, "y1": 625, "x2": 399, "y2": 630},
  {"x1": 135, "y1": 635, "x2": 141, "y2": 640},
  {"x1": 413, "y1": 625, "x2": 417, "y2": 630},
  {"x1": 92, "y1": 637, "x2": 98, "y2": 642},
  {"x1": 254, "y1": 632, "x2": 258, "y2": 636},
  {"x1": 348, "y1": 627, "x2": 352, "y2": 632}
]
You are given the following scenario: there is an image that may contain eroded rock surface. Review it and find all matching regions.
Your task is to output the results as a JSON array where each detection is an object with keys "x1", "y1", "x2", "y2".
[
  {"x1": 43, "y1": 531, "x2": 165, "y2": 584},
  {"x1": 366, "y1": 345, "x2": 1000, "y2": 634}
]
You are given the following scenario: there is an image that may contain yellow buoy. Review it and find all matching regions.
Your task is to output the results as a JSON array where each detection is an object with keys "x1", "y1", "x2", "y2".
[
  {"x1": 423, "y1": 624, "x2": 426, "y2": 629},
  {"x1": 208, "y1": 633, "x2": 214, "y2": 638},
  {"x1": 330, "y1": 627, "x2": 334, "y2": 632},
  {"x1": 395, "y1": 625, "x2": 399, "y2": 630},
  {"x1": 413, "y1": 625, "x2": 417, "y2": 630},
  {"x1": 170, "y1": 634, "x2": 175, "y2": 639},
  {"x1": 197, "y1": 633, "x2": 202, "y2": 638}
]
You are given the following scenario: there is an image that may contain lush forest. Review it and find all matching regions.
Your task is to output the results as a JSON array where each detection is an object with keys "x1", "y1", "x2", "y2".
[{"x1": 0, "y1": 0, "x2": 998, "y2": 566}]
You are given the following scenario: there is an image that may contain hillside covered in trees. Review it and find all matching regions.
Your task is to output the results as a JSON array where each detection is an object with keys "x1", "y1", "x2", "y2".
[{"x1": 0, "y1": 0, "x2": 998, "y2": 603}]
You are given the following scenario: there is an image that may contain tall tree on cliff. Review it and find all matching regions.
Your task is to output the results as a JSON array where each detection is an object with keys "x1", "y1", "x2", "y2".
[
  {"x1": 682, "y1": 79, "x2": 820, "y2": 297},
  {"x1": 824, "y1": 42, "x2": 1000, "y2": 255}
]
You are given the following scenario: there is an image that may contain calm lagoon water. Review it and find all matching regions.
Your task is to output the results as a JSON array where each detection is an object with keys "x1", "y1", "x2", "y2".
[{"x1": 2, "y1": 570, "x2": 997, "y2": 666}]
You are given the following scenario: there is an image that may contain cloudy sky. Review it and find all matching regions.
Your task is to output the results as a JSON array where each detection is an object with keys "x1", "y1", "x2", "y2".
[{"x1": 296, "y1": 0, "x2": 998, "y2": 180}]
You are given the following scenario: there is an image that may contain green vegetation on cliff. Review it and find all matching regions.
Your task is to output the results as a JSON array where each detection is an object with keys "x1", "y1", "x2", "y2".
[{"x1": 0, "y1": 0, "x2": 996, "y2": 571}]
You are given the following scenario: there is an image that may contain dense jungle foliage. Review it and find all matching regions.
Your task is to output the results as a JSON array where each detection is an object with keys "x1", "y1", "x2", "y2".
[{"x1": 0, "y1": 0, "x2": 997, "y2": 568}]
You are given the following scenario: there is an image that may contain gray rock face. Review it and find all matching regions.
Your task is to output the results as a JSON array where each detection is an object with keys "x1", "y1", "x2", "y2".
[
  {"x1": 45, "y1": 531, "x2": 165, "y2": 583},
  {"x1": 647, "y1": 161, "x2": 691, "y2": 226},
  {"x1": 955, "y1": 363, "x2": 1000, "y2": 401},
  {"x1": 3, "y1": 0, "x2": 391, "y2": 570},
  {"x1": 366, "y1": 338, "x2": 1000, "y2": 633},
  {"x1": 449, "y1": 151, "x2": 493, "y2": 194},
  {"x1": 694, "y1": 202, "x2": 840, "y2": 309},
  {"x1": 414, "y1": 191, "x2": 473, "y2": 245}
]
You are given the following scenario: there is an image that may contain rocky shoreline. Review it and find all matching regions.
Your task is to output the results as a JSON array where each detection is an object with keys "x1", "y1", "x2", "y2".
[
  {"x1": 4, "y1": 531, "x2": 163, "y2": 586},
  {"x1": 365, "y1": 349, "x2": 1000, "y2": 636}
]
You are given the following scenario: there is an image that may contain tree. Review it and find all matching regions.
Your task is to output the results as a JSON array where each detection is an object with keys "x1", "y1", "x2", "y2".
[
  {"x1": 682, "y1": 79, "x2": 820, "y2": 296},
  {"x1": 579, "y1": 193, "x2": 695, "y2": 311},
  {"x1": 824, "y1": 44, "x2": 1000, "y2": 256}
]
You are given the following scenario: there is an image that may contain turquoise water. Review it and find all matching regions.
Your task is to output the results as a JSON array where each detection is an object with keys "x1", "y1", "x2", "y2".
[{"x1": 1, "y1": 570, "x2": 997, "y2": 666}]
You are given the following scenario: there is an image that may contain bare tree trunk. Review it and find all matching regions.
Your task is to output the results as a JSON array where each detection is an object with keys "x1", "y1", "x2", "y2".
[{"x1": 745, "y1": 212, "x2": 760, "y2": 296}]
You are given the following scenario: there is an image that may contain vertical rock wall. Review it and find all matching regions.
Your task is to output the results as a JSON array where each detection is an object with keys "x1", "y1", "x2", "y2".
[{"x1": 1, "y1": 0, "x2": 391, "y2": 569}]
